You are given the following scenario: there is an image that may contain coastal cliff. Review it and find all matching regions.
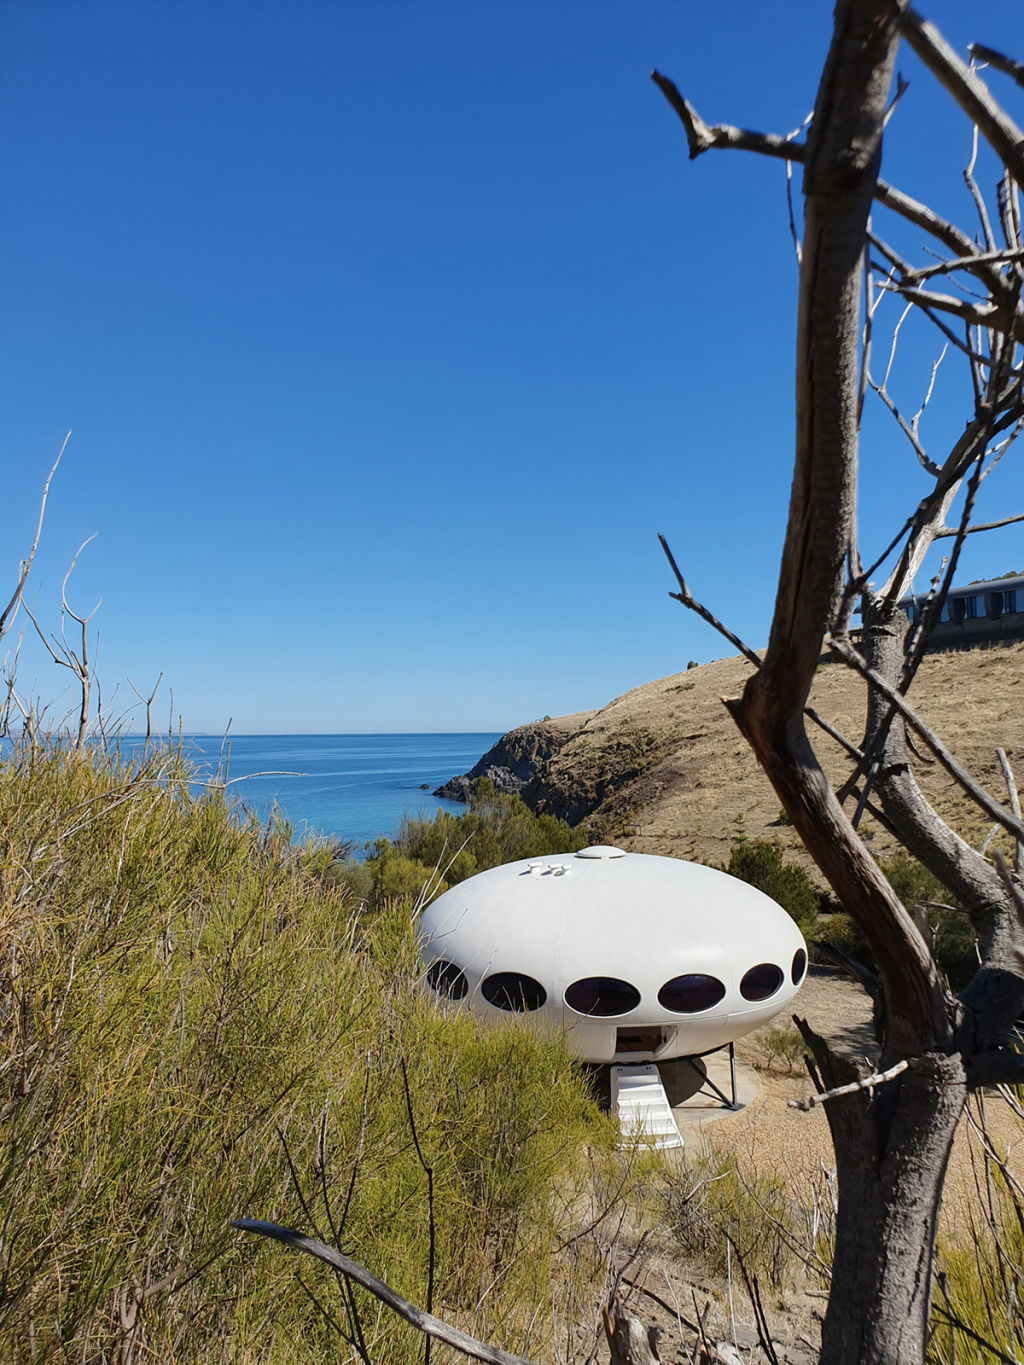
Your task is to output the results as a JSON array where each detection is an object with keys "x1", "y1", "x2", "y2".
[
  {"x1": 433, "y1": 710, "x2": 595, "y2": 800},
  {"x1": 438, "y1": 644, "x2": 1024, "y2": 872}
]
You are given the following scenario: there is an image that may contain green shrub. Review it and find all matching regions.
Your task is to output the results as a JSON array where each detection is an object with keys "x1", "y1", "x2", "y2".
[
  {"x1": 879, "y1": 852, "x2": 978, "y2": 987},
  {"x1": 750, "y1": 1023, "x2": 809, "y2": 1075},
  {"x1": 0, "y1": 742, "x2": 608, "y2": 1362},
  {"x1": 814, "y1": 910, "x2": 874, "y2": 969},
  {"x1": 725, "y1": 838, "x2": 820, "y2": 936},
  {"x1": 363, "y1": 778, "x2": 587, "y2": 908},
  {"x1": 813, "y1": 855, "x2": 977, "y2": 986}
]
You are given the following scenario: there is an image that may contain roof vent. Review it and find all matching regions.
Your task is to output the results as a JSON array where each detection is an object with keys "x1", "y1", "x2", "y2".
[{"x1": 575, "y1": 845, "x2": 627, "y2": 860}]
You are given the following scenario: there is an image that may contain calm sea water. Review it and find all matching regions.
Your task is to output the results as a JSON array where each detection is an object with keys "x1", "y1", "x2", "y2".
[{"x1": 161, "y1": 733, "x2": 499, "y2": 852}]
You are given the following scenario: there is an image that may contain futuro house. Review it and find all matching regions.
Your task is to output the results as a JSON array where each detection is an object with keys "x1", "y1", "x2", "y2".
[{"x1": 417, "y1": 845, "x2": 808, "y2": 1066}]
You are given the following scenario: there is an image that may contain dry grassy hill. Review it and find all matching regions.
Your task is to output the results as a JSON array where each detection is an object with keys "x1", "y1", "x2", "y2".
[{"x1": 513, "y1": 642, "x2": 1024, "y2": 875}]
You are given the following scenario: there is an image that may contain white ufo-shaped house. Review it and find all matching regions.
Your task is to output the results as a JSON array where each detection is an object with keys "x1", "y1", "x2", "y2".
[{"x1": 418, "y1": 846, "x2": 808, "y2": 1065}]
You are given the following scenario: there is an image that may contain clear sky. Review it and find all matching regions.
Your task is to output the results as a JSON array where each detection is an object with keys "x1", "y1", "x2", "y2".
[{"x1": 4, "y1": 1, "x2": 1022, "y2": 733}]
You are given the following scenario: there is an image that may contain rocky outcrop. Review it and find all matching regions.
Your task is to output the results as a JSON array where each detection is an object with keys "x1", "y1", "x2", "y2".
[{"x1": 433, "y1": 711, "x2": 595, "y2": 801}]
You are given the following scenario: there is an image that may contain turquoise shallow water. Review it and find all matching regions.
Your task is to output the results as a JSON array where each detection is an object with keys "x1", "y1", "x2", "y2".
[{"x1": 150, "y1": 733, "x2": 499, "y2": 851}]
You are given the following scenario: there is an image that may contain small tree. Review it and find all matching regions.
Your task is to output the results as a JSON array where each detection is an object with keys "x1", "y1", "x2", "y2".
[{"x1": 654, "y1": 4, "x2": 1024, "y2": 1362}]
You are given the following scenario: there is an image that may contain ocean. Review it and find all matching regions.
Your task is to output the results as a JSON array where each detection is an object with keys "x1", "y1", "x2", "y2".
[{"x1": 165, "y1": 732, "x2": 498, "y2": 852}]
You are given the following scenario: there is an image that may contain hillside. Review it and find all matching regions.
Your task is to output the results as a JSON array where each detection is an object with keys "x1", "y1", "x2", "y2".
[{"x1": 442, "y1": 643, "x2": 1024, "y2": 875}]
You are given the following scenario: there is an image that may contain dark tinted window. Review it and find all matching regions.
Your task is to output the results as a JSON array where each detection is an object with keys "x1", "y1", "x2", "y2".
[
  {"x1": 481, "y1": 972, "x2": 547, "y2": 1013},
  {"x1": 791, "y1": 949, "x2": 807, "y2": 985},
  {"x1": 564, "y1": 977, "x2": 641, "y2": 1017},
  {"x1": 426, "y1": 959, "x2": 469, "y2": 1000},
  {"x1": 740, "y1": 963, "x2": 784, "y2": 1001},
  {"x1": 658, "y1": 974, "x2": 726, "y2": 1013}
]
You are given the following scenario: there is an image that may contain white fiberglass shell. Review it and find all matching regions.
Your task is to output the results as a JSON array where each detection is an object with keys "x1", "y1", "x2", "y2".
[{"x1": 417, "y1": 847, "x2": 807, "y2": 1064}]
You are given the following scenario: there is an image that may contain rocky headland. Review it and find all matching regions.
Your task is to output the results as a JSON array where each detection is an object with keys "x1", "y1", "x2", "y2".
[
  {"x1": 434, "y1": 711, "x2": 595, "y2": 800},
  {"x1": 437, "y1": 643, "x2": 1024, "y2": 874}
]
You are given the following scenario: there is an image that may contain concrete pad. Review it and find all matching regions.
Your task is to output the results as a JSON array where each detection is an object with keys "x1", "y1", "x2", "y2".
[{"x1": 668, "y1": 1049, "x2": 760, "y2": 1135}]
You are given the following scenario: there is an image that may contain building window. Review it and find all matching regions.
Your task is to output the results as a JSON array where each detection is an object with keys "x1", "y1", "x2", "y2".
[
  {"x1": 658, "y1": 974, "x2": 726, "y2": 1013},
  {"x1": 739, "y1": 963, "x2": 784, "y2": 1001},
  {"x1": 481, "y1": 971, "x2": 547, "y2": 1012},
  {"x1": 564, "y1": 977, "x2": 641, "y2": 1017},
  {"x1": 426, "y1": 960, "x2": 469, "y2": 1000}
]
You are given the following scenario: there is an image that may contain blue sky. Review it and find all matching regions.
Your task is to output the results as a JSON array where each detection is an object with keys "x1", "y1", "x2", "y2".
[{"x1": 3, "y1": 1, "x2": 1022, "y2": 733}]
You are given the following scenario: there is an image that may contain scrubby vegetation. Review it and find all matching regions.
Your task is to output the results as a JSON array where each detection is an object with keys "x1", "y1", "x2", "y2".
[
  {"x1": 723, "y1": 837, "x2": 821, "y2": 938},
  {"x1": 2, "y1": 735, "x2": 1019, "y2": 1363},
  {"x1": 0, "y1": 743, "x2": 611, "y2": 1362},
  {"x1": 335, "y1": 778, "x2": 588, "y2": 909},
  {"x1": 816, "y1": 852, "x2": 978, "y2": 988},
  {"x1": 930, "y1": 1114, "x2": 1024, "y2": 1364}
]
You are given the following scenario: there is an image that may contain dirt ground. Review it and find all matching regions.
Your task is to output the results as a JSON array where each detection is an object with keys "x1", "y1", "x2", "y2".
[
  {"x1": 720, "y1": 969, "x2": 1021, "y2": 1228},
  {"x1": 599, "y1": 969, "x2": 1024, "y2": 1364}
]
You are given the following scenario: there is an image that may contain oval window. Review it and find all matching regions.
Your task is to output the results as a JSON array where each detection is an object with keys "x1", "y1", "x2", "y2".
[
  {"x1": 426, "y1": 959, "x2": 469, "y2": 1001},
  {"x1": 481, "y1": 972, "x2": 547, "y2": 1013},
  {"x1": 564, "y1": 977, "x2": 641, "y2": 1017},
  {"x1": 657, "y1": 974, "x2": 726, "y2": 1013},
  {"x1": 791, "y1": 949, "x2": 807, "y2": 985},
  {"x1": 740, "y1": 963, "x2": 784, "y2": 1001}
]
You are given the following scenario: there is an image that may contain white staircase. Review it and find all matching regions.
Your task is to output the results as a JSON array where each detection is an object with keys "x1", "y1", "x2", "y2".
[{"x1": 610, "y1": 1064, "x2": 684, "y2": 1150}]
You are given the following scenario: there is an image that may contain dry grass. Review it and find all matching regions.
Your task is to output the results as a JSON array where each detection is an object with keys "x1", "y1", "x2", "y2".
[{"x1": 528, "y1": 642, "x2": 1024, "y2": 875}]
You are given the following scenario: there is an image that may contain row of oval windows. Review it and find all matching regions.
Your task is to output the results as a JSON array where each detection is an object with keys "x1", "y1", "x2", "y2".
[{"x1": 426, "y1": 949, "x2": 807, "y2": 1015}]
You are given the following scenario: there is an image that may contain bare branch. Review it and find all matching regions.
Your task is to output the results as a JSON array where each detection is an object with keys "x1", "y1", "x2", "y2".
[
  {"x1": 964, "y1": 124, "x2": 997, "y2": 252},
  {"x1": 232, "y1": 1221, "x2": 539, "y2": 1365},
  {"x1": 971, "y1": 42, "x2": 1024, "y2": 91},
  {"x1": 650, "y1": 71, "x2": 1021, "y2": 306},
  {"x1": 649, "y1": 72, "x2": 798, "y2": 163},
  {"x1": 399, "y1": 1057, "x2": 435, "y2": 1358},
  {"x1": 864, "y1": 292, "x2": 942, "y2": 474},
  {"x1": 997, "y1": 749, "x2": 1024, "y2": 877},
  {"x1": 901, "y1": 9, "x2": 1024, "y2": 194},
  {"x1": 659, "y1": 535, "x2": 864, "y2": 760},
  {"x1": 901, "y1": 246, "x2": 1024, "y2": 285},
  {"x1": 830, "y1": 637, "x2": 1024, "y2": 846},
  {"x1": 126, "y1": 672, "x2": 164, "y2": 746},
  {"x1": 0, "y1": 433, "x2": 70, "y2": 643},
  {"x1": 875, "y1": 182, "x2": 1020, "y2": 306},
  {"x1": 789, "y1": 1059, "x2": 908, "y2": 1111},
  {"x1": 884, "y1": 71, "x2": 910, "y2": 126},
  {"x1": 658, "y1": 534, "x2": 762, "y2": 669},
  {"x1": 933, "y1": 511, "x2": 1024, "y2": 537},
  {"x1": 913, "y1": 343, "x2": 947, "y2": 437},
  {"x1": 726, "y1": 0, "x2": 950, "y2": 1056},
  {"x1": 877, "y1": 281, "x2": 1024, "y2": 338}
]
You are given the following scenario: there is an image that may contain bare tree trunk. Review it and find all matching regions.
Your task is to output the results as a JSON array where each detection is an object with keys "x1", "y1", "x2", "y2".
[
  {"x1": 798, "y1": 1029, "x2": 966, "y2": 1363},
  {"x1": 650, "y1": 3, "x2": 1024, "y2": 1360},
  {"x1": 720, "y1": 3, "x2": 975, "y2": 1360}
]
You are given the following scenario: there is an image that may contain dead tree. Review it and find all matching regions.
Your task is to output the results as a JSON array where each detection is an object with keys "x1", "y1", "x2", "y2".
[
  {"x1": 0, "y1": 437, "x2": 69, "y2": 743},
  {"x1": 26, "y1": 534, "x2": 101, "y2": 751},
  {"x1": 654, "y1": 3, "x2": 1024, "y2": 1363}
]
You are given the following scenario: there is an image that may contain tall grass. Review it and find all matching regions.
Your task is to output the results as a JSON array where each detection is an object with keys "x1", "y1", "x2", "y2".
[
  {"x1": 0, "y1": 741, "x2": 611, "y2": 1362},
  {"x1": 929, "y1": 1096, "x2": 1024, "y2": 1364}
]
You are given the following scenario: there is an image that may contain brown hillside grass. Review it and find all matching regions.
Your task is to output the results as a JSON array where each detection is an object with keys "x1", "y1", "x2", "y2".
[{"x1": 534, "y1": 642, "x2": 1024, "y2": 877}]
